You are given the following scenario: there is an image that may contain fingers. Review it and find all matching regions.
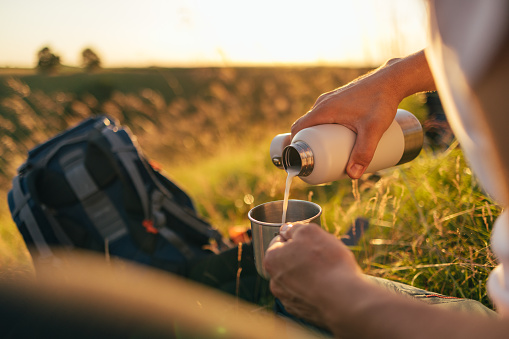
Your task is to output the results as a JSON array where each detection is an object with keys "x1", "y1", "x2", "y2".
[
  {"x1": 267, "y1": 234, "x2": 285, "y2": 249},
  {"x1": 266, "y1": 223, "x2": 303, "y2": 251},
  {"x1": 278, "y1": 223, "x2": 294, "y2": 241},
  {"x1": 288, "y1": 68, "x2": 403, "y2": 181},
  {"x1": 264, "y1": 223, "x2": 316, "y2": 277},
  {"x1": 263, "y1": 234, "x2": 290, "y2": 277},
  {"x1": 346, "y1": 128, "x2": 381, "y2": 179},
  {"x1": 291, "y1": 110, "x2": 332, "y2": 139},
  {"x1": 291, "y1": 112, "x2": 391, "y2": 179},
  {"x1": 279, "y1": 222, "x2": 319, "y2": 241},
  {"x1": 290, "y1": 91, "x2": 340, "y2": 138},
  {"x1": 269, "y1": 266, "x2": 329, "y2": 328}
]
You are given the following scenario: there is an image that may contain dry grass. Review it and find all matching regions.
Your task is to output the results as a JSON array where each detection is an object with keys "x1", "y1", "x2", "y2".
[{"x1": 0, "y1": 68, "x2": 498, "y2": 308}]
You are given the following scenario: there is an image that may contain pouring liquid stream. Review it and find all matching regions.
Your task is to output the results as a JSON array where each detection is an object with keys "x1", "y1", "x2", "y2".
[{"x1": 282, "y1": 168, "x2": 299, "y2": 224}]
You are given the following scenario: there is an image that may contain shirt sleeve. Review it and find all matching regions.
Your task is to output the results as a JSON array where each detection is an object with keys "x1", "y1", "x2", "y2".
[{"x1": 426, "y1": 0, "x2": 509, "y2": 317}]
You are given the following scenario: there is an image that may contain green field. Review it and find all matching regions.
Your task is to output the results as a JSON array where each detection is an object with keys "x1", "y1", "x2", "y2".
[{"x1": 0, "y1": 67, "x2": 499, "y2": 308}]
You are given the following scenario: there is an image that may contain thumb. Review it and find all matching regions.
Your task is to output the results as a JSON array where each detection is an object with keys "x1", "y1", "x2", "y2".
[{"x1": 346, "y1": 128, "x2": 384, "y2": 179}]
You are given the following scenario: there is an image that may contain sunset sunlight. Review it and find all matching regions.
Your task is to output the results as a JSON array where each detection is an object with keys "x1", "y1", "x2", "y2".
[
  {"x1": 1, "y1": 1, "x2": 506, "y2": 337},
  {"x1": 1, "y1": 0, "x2": 427, "y2": 68}
]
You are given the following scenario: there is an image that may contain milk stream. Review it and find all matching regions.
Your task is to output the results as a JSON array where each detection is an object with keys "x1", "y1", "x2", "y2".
[{"x1": 282, "y1": 168, "x2": 299, "y2": 224}]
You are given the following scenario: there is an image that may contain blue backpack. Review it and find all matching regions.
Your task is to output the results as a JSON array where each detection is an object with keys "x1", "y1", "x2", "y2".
[{"x1": 8, "y1": 115, "x2": 230, "y2": 275}]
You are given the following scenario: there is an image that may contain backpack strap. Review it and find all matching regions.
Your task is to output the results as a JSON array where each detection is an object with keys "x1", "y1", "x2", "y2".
[
  {"x1": 100, "y1": 126, "x2": 229, "y2": 251},
  {"x1": 101, "y1": 127, "x2": 150, "y2": 220},
  {"x1": 149, "y1": 190, "x2": 197, "y2": 259},
  {"x1": 159, "y1": 228, "x2": 197, "y2": 260},
  {"x1": 100, "y1": 127, "x2": 204, "y2": 258},
  {"x1": 41, "y1": 204, "x2": 74, "y2": 248},
  {"x1": 59, "y1": 148, "x2": 128, "y2": 243},
  {"x1": 159, "y1": 195, "x2": 226, "y2": 245},
  {"x1": 20, "y1": 133, "x2": 90, "y2": 175},
  {"x1": 11, "y1": 176, "x2": 53, "y2": 258},
  {"x1": 13, "y1": 117, "x2": 124, "y2": 251}
]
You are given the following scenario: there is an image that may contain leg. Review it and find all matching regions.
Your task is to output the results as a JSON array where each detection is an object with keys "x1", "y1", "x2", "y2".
[{"x1": 366, "y1": 275, "x2": 496, "y2": 317}]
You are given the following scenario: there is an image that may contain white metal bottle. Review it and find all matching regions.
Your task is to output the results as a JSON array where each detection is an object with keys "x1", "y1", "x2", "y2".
[{"x1": 270, "y1": 109, "x2": 423, "y2": 185}]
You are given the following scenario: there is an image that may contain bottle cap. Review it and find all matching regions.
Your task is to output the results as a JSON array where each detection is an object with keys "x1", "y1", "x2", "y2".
[{"x1": 270, "y1": 133, "x2": 292, "y2": 169}]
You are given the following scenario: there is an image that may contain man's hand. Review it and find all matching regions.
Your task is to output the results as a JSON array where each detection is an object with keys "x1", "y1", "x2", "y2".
[
  {"x1": 263, "y1": 223, "x2": 364, "y2": 330},
  {"x1": 291, "y1": 73, "x2": 399, "y2": 179},
  {"x1": 291, "y1": 50, "x2": 435, "y2": 179}
]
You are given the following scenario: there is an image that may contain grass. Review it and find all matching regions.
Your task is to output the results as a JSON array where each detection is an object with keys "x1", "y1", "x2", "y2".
[
  {"x1": 0, "y1": 194, "x2": 33, "y2": 279},
  {"x1": 351, "y1": 144, "x2": 499, "y2": 305},
  {"x1": 0, "y1": 68, "x2": 500, "y2": 309}
]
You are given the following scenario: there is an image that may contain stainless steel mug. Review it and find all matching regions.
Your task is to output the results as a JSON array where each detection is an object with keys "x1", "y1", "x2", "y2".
[{"x1": 248, "y1": 199, "x2": 322, "y2": 279}]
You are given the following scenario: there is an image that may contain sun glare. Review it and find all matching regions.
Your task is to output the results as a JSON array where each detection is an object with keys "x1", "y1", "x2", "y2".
[{"x1": 0, "y1": 0, "x2": 427, "y2": 68}]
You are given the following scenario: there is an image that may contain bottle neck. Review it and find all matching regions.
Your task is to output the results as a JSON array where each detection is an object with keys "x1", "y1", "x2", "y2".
[{"x1": 282, "y1": 141, "x2": 314, "y2": 176}]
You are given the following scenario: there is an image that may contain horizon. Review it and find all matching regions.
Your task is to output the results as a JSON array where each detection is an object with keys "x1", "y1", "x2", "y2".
[
  {"x1": 1, "y1": 0, "x2": 427, "y2": 69},
  {"x1": 0, "y1": 60, "x2": 379, "y2": 71}
]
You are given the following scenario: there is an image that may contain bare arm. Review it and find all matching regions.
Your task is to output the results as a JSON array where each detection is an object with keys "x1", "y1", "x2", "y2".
[
  {"x1": 264, "y1": 223, "x2": 509, "y2": 339},
  {"x1": 264, "y1": 51, "x2": 509, "y2": 338},
  {"x1": 291, "y1": 50, "x2": 436, "y2": 178}
]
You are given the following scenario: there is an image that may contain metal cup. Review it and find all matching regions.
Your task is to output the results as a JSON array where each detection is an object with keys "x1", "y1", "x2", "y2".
[{"x1": 248, "y1": 199, "x2": 322, "y2": 279}]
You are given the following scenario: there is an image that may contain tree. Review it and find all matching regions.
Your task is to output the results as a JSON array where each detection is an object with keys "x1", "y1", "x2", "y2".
[
  {"x1": 81, "y1": 48, "x2": 101, "y2": 71},
  {"x1": 36, "y1": 47, "x2": 61, "y2": 73}
]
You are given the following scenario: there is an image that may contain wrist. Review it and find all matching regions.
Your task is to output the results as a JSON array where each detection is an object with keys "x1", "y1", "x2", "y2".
[
  {"x1": 379, "y1": 50, "x2": 436, "y2": 104},
  {"x1": 312, "y1": 271, "x2": 377, "y2": 335},
  {"x1": 318, "y1": 275, "x2": 401, "y2": 338}
]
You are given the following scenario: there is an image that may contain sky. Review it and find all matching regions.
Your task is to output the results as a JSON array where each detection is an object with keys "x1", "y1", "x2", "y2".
[{"x1": 0, "y1": 0, "x2": 428, "y2": 68}]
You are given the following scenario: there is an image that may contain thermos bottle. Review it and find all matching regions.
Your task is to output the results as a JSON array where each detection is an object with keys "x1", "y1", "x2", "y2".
[{"x1": 270, "y1": 109, "x2": 423, "y2": 185}]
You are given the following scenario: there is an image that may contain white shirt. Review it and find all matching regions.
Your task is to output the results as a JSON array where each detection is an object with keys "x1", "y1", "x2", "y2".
[{"x1": 426, "y1": 0, "x2": 509, "y2": 316}]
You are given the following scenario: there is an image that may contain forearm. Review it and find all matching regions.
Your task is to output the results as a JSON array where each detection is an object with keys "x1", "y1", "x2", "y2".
[
  {"x1": 373, "y1": 49, "x2": 437, "y2": 104},
  {"x1": 291, "y1": 50, "x2": 436, "y2": 139},
  {"x1": 319, "y1": 275, "x2": 508, "y2": 339}
]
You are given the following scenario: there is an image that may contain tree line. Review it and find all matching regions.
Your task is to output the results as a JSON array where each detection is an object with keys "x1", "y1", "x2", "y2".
[{"x1": 37, "y1": 46, "x2": 102, "y2": 73}]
